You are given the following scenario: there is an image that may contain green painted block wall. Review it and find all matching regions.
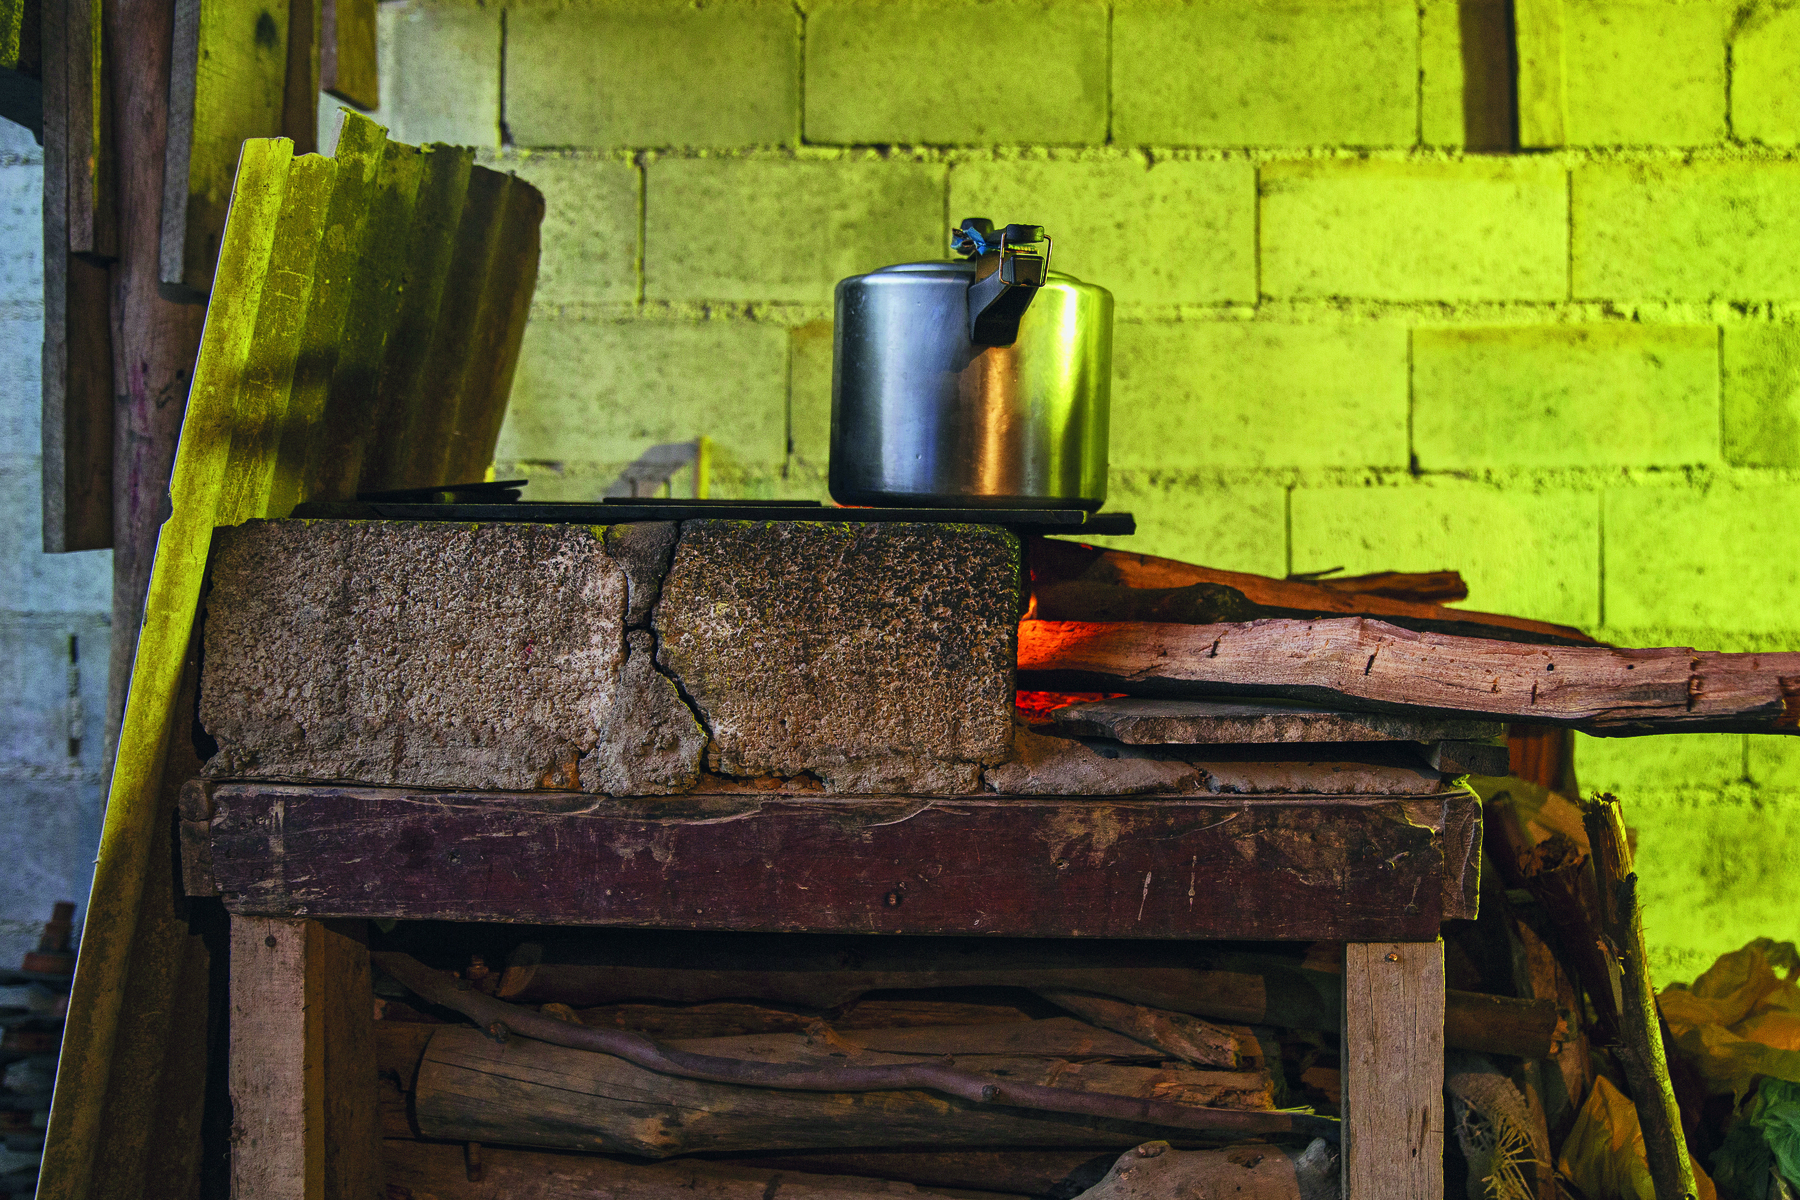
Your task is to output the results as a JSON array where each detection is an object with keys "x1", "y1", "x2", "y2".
[{"x1": 361, "y1": 0, "x2": 1800, "y2": 985}]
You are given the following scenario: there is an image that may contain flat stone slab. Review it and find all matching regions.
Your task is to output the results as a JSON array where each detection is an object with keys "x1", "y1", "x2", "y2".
[
  {"x1": 201, "y1": 519, "x2": 1021, "y2": 796},
  {"x1": 1048, "y1": 698, "x2": 1504, "y2": 746},
  {"x1": 653, "y1": 521, "x2": 1019, "y2": 791}
]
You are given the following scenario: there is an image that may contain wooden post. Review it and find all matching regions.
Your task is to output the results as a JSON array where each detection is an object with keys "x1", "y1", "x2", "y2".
[
  {"x1": 1342, "y1": 941, "x2": 1444, "y2": 1200},
  {"x1": 228, "y1": 916, "x2": 383, "y2": 1200}
]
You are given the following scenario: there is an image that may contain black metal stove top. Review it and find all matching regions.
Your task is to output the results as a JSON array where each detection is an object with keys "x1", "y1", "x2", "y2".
[{"x1": 289, "y1": 491, "x2": 1136, "y2": 537}]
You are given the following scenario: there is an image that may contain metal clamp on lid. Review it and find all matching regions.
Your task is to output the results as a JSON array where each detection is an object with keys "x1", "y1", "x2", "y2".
[{"x1": 953, "y1": 217, "x2": 1052, "y2": 347}]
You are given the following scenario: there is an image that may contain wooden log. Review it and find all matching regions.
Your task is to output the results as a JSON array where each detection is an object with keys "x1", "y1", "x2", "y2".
[
  {"x1": 1017, "y1": 618, "x2": 1800, "y2": 735},
  {"x1": 1034, "y1": 991, "x2": 1238, "y2": 1067},
  {"x1": 379, "y1": 953, "x2": 1327, "y2": 1147},
  {"x1": 1342, "y1": 942, "x2": 1444, "y2": 1200},
  {"x1": 411, "y1": 1025, "x2": 1286, "y2": 1157},
  {"x1": 382, "y1": 1139, "x2": 1037, "y2": 1200},
  {"x1": 1028, "y1": 539, "x2": 1594, "y2": 647},
  {"x1": 207, "y1": 784, "x2": 1477, "y2": 941},
  {"x1": 1583, "y1": 796, "x2": 1699, "y2": 1200}
]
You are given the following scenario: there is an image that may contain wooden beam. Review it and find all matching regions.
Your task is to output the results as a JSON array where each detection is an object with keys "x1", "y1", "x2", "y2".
[
  {"x1": 1342, "y1": 941, "x2": 1444, "y2": 1200},
  {"x1": 228, "y1": 916, "x2": 382, "y2": 1200},
  {"x1": 1018, "y1": 618, "x2": 1800, "y2": 735},
  {"x1": 161, "y1": 0, "x2": 292, "y2": 291},
  {"x1": 204, "y1": 784, "x2": 1478, "y2": 941}
]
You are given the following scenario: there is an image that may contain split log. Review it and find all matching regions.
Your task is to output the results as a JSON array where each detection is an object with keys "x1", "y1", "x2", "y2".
[
  {"x1": 1017, "y1": 618, "x2": 1800, "y2": 736},
  {"x1": 377, "y1": 953, "x2": 1335, "y2": 1146},
  {"x1": 1028, "y1": 539, "x2": 1591, "y2": 647},
  {"x1": 1071, "y1": 1140, "x2": 1338, "y2": 1200},
  {"x1": 1583, "y1": 796, "x2": 1700, "y2": 1200},
  {"x1": 382, "y1": 1139, "x2": 1036, "y2": 1200},
  {"x1": 412, "y1": 1025, "x2": 1284, "y2": 1157},
  {"x1": 1035, "y1": 992, "x2": 1238, "y2": 1067}
]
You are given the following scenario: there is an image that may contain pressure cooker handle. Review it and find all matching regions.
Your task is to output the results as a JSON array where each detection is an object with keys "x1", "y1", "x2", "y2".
[{"x1": 953, "y1": 218, "x2": 1052, "y2": 347}]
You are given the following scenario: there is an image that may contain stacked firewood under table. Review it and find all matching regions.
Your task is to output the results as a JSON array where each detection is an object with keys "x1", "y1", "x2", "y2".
[{"x1": 179, "y1": 517, "x2": 1791, "y2": 1199}]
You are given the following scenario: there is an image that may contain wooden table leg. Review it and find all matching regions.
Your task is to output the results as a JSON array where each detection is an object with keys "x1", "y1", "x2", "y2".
[
  {"x1": 1342, "y1": 940, "x2": 1444, "y2": 1200},
  {"x1": 228, "y1": 916, "x2": 383, "y2": 1200}
]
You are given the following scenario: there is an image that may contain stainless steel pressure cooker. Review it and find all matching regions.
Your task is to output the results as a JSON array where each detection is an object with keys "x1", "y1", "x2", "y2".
[{"x1": 829, "y1": 218, "x2": 1113, "y2": 511}]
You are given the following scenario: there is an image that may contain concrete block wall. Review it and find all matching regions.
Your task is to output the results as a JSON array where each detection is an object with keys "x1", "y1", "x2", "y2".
[
  {"x1": 332, "y1": 0, "x2": 1800, "y2": 982},
  {"x1": 0, "y1": 121, "x2": 112, "y2": 973}
]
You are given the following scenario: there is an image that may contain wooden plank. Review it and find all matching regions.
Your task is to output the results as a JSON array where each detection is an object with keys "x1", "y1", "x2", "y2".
[
  {"x1": 38, "y1": 0, "x2": 113, "y2": 553},
  {"x1": 161, "y1": 0, "x2": 291, "y2": 291},
  {"x1": 1049, "y1": 697, "x2": 1503, "y2": 745},
  {"x1": 280, "y1": 0, "x2": 319, "y2": 153},
  {"x1": 1342, "y1": 941, "x2": 1443, "y2": 1200},
  {"x1": 228, "y1": 917, "x2": 381, "y2": 1200},
  {"x1": 1018, "y1": 618, "x2": 1800, "y2": 735},
  {"x1": 63, "y1": 0, "x2": 111, "y2": 256},
  {"x1": 1030, "y1": 539, "x2": 1596, "y2": 647},
  {"x1": 205, "y1": 784, "x2": 1468, "y2": 940},
  {"x1": 41, "y1": 139, "x2": 290, "y2": 1200},
  {"x1": 319, "y1": 0, "x2": 375, "y2": 109},
  {"x1": 230, "y1": 916, "x2": 320, "y2": 1200}
]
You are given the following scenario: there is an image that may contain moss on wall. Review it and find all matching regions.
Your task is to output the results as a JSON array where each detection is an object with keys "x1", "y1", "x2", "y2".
[{"x1": 345, "y1": 0, "x2": 1800, "y2": 983}]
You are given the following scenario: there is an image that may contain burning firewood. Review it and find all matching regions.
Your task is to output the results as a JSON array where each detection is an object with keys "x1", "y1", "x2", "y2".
[{"x1": 1017, "y1": 618, "x2": 1800, "y2": 736}]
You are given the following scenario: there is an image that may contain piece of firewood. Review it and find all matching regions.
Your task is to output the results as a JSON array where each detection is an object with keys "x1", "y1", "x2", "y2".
[
  {"x1": 1310, "y1": 569, "x2": 1469, "y2": 605},
  {"x1": 377, "y1": 952, "x2": 1335, "y2": 1147},
  {"x1": 1035, "y1": 991, "x2": 1238, "y2": 1067},
  {"x1": 1583, "y1": 795, "x2": 1700, "y2": 1200},
  {"x1": 490, "y1": 956, "x2": 1555, "y2": 1060},
  {"x1": 663, "y1": 1028, "x2": 1277, "y2": 1110},
  {"x1": 412, "y1": 1026, "x2": 1286, "y2": 1157},
  {"x1": 1071, "y1": 1139, "x2": 1339, "y2": 1200},
  {"x1": 1017, "y1": 618, "x2": 1800, "y2": 735},
  {"x1": 383, "y1": 1138, "x2": 1036, "y2": 1200},
  {"x1": 716, "y1": 1149, "x2": 1118, "y2": 1198},
  {"x1": 1029, "y1": 539, "x2": 1592, "y2": 647}
]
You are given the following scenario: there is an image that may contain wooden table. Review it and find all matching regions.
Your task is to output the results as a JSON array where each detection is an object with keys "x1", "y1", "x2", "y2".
[{"x1": 186, "y1": 781, "x2": 1477, "y2": 1200}]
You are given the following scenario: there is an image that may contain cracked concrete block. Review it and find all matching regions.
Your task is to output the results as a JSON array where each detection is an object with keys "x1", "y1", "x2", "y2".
[
  {"x1": 653, "y1": 521, "x2": 1019, "y2": 792},
  {"x1": 604, "y1": 522, "x2": 679, "y2": 628},
  {"x1": 201, "y1": 520, "x2": 628, "y2": 791},
  {"x1": 581, "y1": 631, "x2": 706, "y2": 795}
]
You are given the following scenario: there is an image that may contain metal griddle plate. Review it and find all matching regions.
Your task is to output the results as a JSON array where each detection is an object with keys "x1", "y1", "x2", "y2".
[{"x1": 288, "y1": 496, "x2": 1137, "y2": 537}]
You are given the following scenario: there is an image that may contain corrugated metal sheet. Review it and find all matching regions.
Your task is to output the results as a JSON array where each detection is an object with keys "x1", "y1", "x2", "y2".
[{"x1": 39, "y1": 111, "x2": 542, "y2": 1200}]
